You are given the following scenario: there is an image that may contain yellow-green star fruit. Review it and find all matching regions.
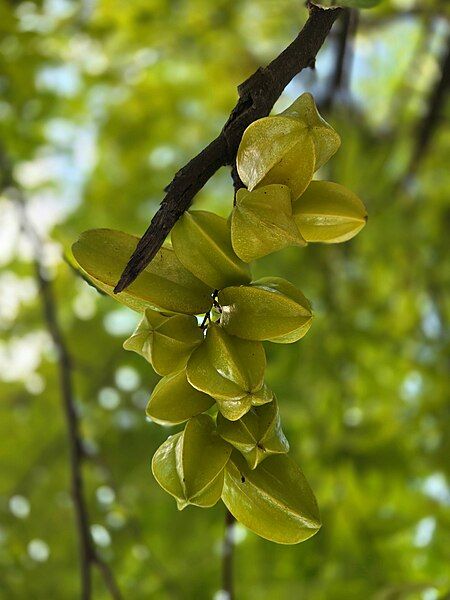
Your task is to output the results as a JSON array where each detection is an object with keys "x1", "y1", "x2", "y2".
[
  {"x1": 222, "y1": 451, "x2": 321, "y2": 544},
  {"x1": 217, "y1": 398, "x2": 289, "y2": 469},
  {"x1": 292, "y1": 181, "x2": 368, "y2": 244},
  {"x1": 231, "y1": 185, "x2": 306, "y2": 263},
  {"x1": 71, "y1": 229, "x2": 213, "y2": 315},
  {"x1": 123, "y1": 308, "x2": 203, "y2": 375},
  {"x1": 279, "y1": 92, "x2": 341, "y2": 172},
  {"x1": 186, "y1": 323, "x2": 272, "y2": 421},
  {"x1": 237, "y1": 112, "x2": 315, "y2": 200},
  {"x1": 219, "y1": 277, "x2": 312, "y2": 343},
  {"x1": 171, "y1": 211, "x2": 251, "y2": 290},
  {"x1": 151, "y1": 414, "x2": 232, "y2": 510},
  {"x1": 146, "y1": 369, "x2": 214, "y2": 426}
]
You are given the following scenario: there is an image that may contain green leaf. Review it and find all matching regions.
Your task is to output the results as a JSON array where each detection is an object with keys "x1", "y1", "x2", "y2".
[
  {"x1": 152, "y1": 414, "x2": 232, "y2": 510},
  {"x1": 279, "y1": 93, "x2": 341, "y2": 172},
  {"x1": 186, "y1": 323, "x2": 271, "y2": 420},
  {"x1": 237, "y1": 115, "x2": 315, "y2": 199},
  {"x1": 217, "y1": 398, "x2": 289, "y2": 469},
  {"x1": 222, "y1": 452, "x2": 321, "y2": 544},
  {"x1": 219, "y1": 277, "x2": 313, "y2": 343},
  {"x1": 123, "y1": 308, "x2": 203, "y2": 375},
  {"x1": 146, "y1": 369, "x2": 214, "y2": 425},
  {"x1": 171, "y1": 211, "x2": 251, "y2": 289},
  {"x1": 231, "y1": 184, "x2": 306, "y2": 263},
  {"x1": 71, "y1": 229, "x2": 213, "y2": 315},
  {"x1": 293, "y1": 181, "x2": 367, "y2": 244}
]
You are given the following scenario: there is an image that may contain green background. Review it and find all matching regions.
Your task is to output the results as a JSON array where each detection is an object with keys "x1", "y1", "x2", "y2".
[{"x1": 0, "y1": 0, "x2": 449, "y2": 598}]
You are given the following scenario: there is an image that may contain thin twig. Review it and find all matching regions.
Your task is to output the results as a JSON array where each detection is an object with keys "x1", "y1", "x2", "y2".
[
  {"x1": 222, "y1": 509, "x2": 236, "y2": 600},
  {"x1": 113, "y1": 2, "x2": 342, "y2": 294},
  {"x1": 322, "y1": 8, "x2": 351, "y2": 111},
  {"x1": 322, "y1": 8, "x2": 359, "y2": 111},
  {"x1": 20, "y1": 199, "x2": 95, "y2": 599},
  {"x1": 1, "y1": 149, "x2": 122, "y2": 600},
  {"x1": 19, "y1": 198, "x2": 123, "y2": 600},
  {"x1": 407, "y1": 33, "x2": 450, "y2": 177}
]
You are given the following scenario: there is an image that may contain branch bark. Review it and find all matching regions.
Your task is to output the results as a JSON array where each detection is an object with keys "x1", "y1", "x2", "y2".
[{"x1": 114, "y1": 2, "x2": 342, "y2": 294}]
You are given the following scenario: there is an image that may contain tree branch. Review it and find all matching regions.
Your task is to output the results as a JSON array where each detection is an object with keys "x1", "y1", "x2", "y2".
[
  {"x1": 407, "y1": 33, "x2": 450, "y2": 176},
  {"x1": 0, "y1": 149, "x2": 122, "y2": 600},
  {"x1": 114, "y1": 2, "x2": 342, "y2": 294},
  {"x1": 19, "y1": 198, "x2": 123, "y2": 600},
  {"x1": 322, "y1": 8, "x2": 359, "y2": 111}
]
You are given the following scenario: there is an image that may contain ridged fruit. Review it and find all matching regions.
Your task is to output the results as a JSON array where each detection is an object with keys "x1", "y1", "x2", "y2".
[
  {"x1": 123, "y1": 308, "x2": 203, "y2": 375},
  {"x1": 186, "y1": 323, "x2": 272, "y2": 421},
  {"x1": 146, "y1": 369, "x2": 214, "y2": 425},
  {"x1": 217, "y1": 398, "x2": 289, "y2": 469},
  {"x1": 71, "y1": 229, "x2": 213, "y2": 315},
  {"x1": 219, "y1": 277, "x2": 312, "y2": 343},
  {"x1": 171, "y1": 211, "x2": 251, "y2": 289},
  {"x1": 293, "y1": 181, "x2": 367, "y2": 243},
  {"x1": 151, "y1": 414, "x2": 232, "y2": 510},
  {"x1": 231, "y1": 184, "x2": 306, "y2": 262},
  {"x1": 222, "y1": 451, "x2": 321, "y2": 544}
]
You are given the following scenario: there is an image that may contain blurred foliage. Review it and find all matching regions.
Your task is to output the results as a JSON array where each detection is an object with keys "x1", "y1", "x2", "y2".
[{"x1": 0, "y1": 0, "x2": 449, "y2": 598}]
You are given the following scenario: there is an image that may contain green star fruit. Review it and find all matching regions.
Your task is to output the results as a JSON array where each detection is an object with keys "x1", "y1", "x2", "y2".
[
  {"x1": 146, "y1": 369, "x2": 214, "y2": 426},
  {"x1": 219, "y1": 277, "x2": 312, "y2": 343},
  {"x1": 171, "y1": 211, "x2": 251, "y2": 290},
  {"x1": 292, "y1": 180, "x2": 368, "y2": 243},
  {"x1": 237, "y1": 112, "x2": 315, "y2": 199},
  {"x1": 71, "y1": 229, "x2": 213, "y2": 315},
  {"x1": 186, "y1": 323, "x2": 272, "y2": 421},
  {"x1": 222, "y1": 451, "x2": 321, "y2": 544},
  {"x1": 236, "y1": 94, "x2": 340, "y2": 200},
  {"x1": 217, "y1": 398, "x2": 289, "y2": 469},
  {"x1": 151, "y1": 414, "x2": 232, "y2": 510},
  {"x1": 231, "y1": 184, "x2": 306, "y2": 263},
  {"x1": 278, "y1": 92, "x2": 341, "y2": 172},
  {"x1": 123, "y1": 308, "x2": 203, "y2": 375}
]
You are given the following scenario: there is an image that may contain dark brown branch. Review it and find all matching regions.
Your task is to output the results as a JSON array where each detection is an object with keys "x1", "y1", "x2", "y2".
[
  {"x1": 222, "y1": 509, "x2": 236, "y2": 600},
  {"x1": 114, "y1": 2, "x2": 342, "y2": 294}
]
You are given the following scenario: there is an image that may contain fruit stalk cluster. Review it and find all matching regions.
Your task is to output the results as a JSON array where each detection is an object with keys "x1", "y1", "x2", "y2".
[{"x1": 72, "y1": 93, "x2": 367, "y2": 544}]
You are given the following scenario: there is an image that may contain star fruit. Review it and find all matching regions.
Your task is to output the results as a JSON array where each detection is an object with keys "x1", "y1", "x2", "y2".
[
  {"x1": 293, "y1": 180, "x2": 367, "y2": 243},
  {"x1": 71, "y1": 228, "x2": 212, "y2": 315},
  {"x1": 186, "y1": 323, "x2": 272, "y2": 421},
  {"x1": 171, "y1": 210, "x2": 251, "y2": 289},
  {"x1": 151, "y1": 414, "x2": 232, "y2": 510},
  {"x1": 217, "y1": 398, "x2": 289, "y2": 469},
  {"x1": 146, "y1": 369, "x2": 214, "y2": 426},
  {"x1": 222, "y1": 451, "x2": 321, "y2": 544},
  {"x1": 231, "y1": 184, "x2": 306, "y2": 263},
  {"x1": 236, "y1": 93, "x2": 340, "y2": 200},
  {"x1": 219, "y1": 277, "x2": 312, "y2": 343},
  {"x1": 123, "y1": 308, "x2": 203, "y2": 375}
]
